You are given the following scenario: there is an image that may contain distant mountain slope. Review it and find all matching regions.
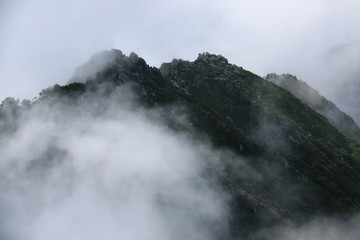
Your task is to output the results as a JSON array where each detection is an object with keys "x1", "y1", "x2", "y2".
[
  {"x1": 316, "y1": 41, "x2": 360, "y2": 124},
  {"x1": 2, "y1": 49, "x2": 360, "y2": 239},
  {"x1": 265, "y1": 73, "x2": 360, "y2": 142}
]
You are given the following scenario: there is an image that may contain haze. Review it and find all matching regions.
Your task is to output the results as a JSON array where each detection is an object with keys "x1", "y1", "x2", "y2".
[
  {"x1": 2, "y1": 1, "x2": 360, "y2": 239},
  {"x1": 1, "y1": 0, "x2": 360, "y2": 101}
]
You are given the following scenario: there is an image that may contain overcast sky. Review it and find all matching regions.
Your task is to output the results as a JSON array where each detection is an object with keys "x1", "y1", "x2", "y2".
[{"x1": 1, "y1": 0, "x2": 360, "y2": 101}]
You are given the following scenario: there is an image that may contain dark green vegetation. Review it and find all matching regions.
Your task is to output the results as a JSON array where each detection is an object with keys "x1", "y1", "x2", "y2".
[{"x1": 2, "y1": 49, "x2": 360, "y2": 239}]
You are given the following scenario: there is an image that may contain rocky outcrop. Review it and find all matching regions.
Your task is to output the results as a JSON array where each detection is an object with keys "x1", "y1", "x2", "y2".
[{"x1": 69, "y1": 49, "x2": 154, "y2": 84}]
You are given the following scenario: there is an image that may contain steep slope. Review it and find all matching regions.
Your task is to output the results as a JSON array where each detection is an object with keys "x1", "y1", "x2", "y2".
[
  {"x1": 265, "y1": 73, "x2": 360, "y2": 142},
  {"x1": 2, "y1": 49, "x2": 360, "y2": 239},
  {"x1": 158, "y1": 53, "x2": 360, "y2": 212}
]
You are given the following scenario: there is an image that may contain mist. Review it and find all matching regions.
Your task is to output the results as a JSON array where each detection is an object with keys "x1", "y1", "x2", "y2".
[
  {"x1": 251, "y1": 215, "x2": 360, "y2": 240},
  {"x1": 0, "y1": 85, "x2": 230, "y2": 240},
  {"x1": 2, "y1": 1, "x2": 360, "y2": 239},
  {"x1": 299, "y1": 41, "x2": 360, "y2": 124}
]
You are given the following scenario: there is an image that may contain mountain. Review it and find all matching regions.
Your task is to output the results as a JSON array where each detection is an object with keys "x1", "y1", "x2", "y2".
[
  {"x1": 2, "y1": 49, "x2": 360, "y2": 239},
  {"x1": 265, "y1": 73, "x2": 360, "y2": 142}
]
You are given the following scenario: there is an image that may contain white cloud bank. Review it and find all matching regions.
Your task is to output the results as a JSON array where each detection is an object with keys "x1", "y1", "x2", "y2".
[{"x1": 0, "y1": 85, "x2": 229, "y2": 240}]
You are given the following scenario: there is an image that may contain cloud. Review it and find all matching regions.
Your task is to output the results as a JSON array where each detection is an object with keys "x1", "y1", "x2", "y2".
[{"x1": 0, "y1": 85, "x2": 230, "y2": 240}]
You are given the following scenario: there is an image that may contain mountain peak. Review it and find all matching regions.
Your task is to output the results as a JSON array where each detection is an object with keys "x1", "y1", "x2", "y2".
[{"x1": 69, "y1": 49, "x2": 149, "y2": 83}]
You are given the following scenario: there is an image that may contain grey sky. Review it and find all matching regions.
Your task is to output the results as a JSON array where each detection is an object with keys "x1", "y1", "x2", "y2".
[{"x1": 1, "y1": 0, "x2": 360, "y2": 101}]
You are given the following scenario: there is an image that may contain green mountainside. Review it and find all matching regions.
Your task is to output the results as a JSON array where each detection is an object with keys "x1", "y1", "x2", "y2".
[{"x1": 2, "y1": 49, "x2": 360, "y2": 239}]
